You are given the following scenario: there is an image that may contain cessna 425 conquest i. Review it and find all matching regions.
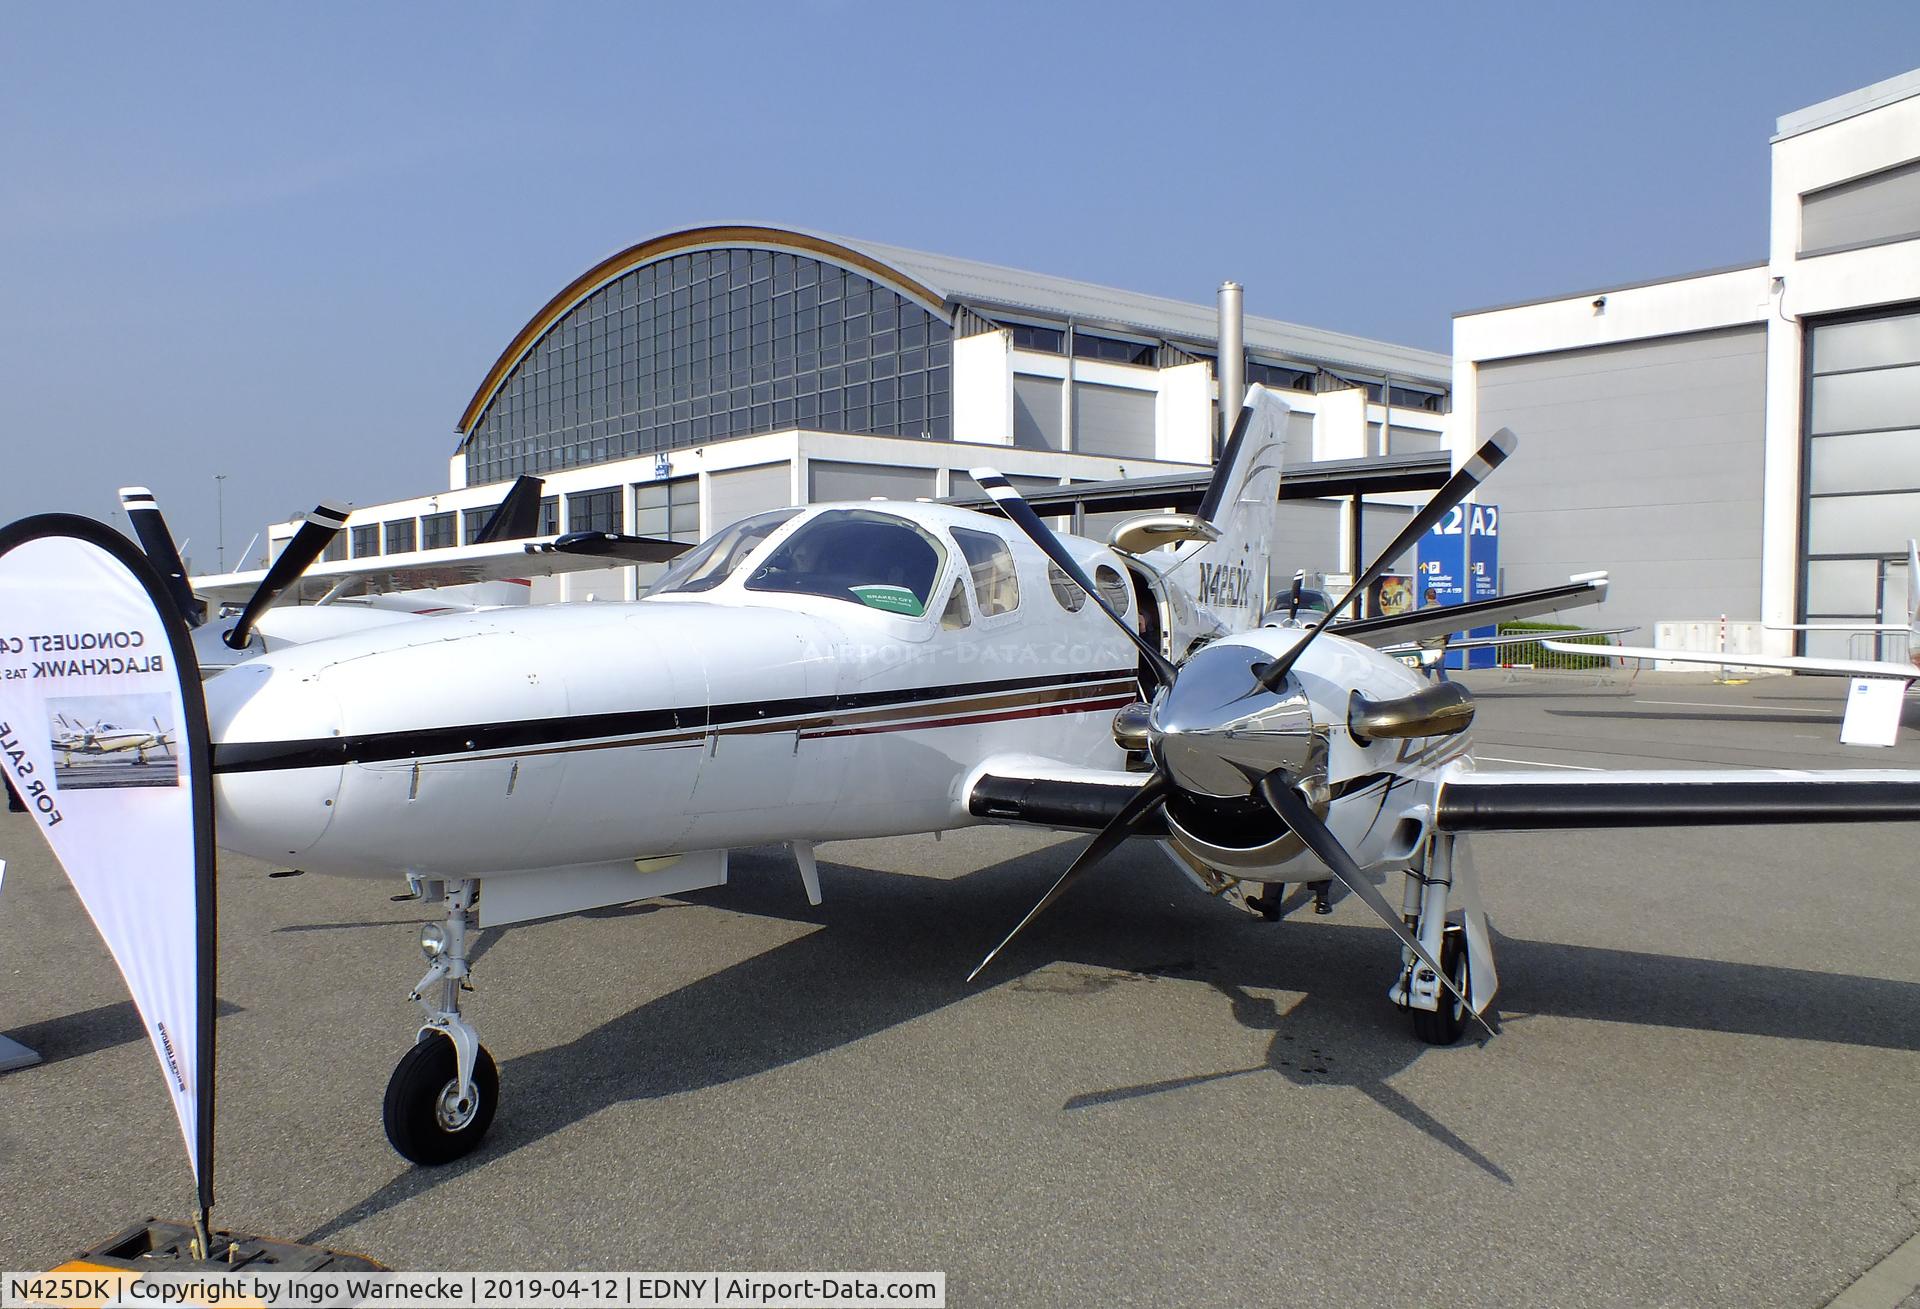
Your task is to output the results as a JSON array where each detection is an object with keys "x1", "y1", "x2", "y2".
[{"x1": 37, "y1": 387, "x2": 1920, "y2": 1166}]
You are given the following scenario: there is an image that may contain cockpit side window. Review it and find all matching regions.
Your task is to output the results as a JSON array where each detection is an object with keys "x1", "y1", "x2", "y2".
[
  {"x1": 952, "y1": 527, "x2": 1020, "y2": 617},
  {"x1": 744, "y1": 508, "x2": 946, "y2": 616},
  {"x1": 650, "y1": 509, "x2": 800, "y2": 595}
]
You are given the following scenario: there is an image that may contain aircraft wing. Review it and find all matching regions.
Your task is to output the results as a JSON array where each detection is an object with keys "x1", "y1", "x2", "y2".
[
  {"x1": 193, "y1": 532, "x2": 690, "y2": 607},
  {"x1": 1437, "y1": 767, "x2": 1920, "y2": 830},
  {"x1": 966, "y1": 760, "x2": 1167, "y2": 835},
  {"x1": 1330, "y1": 575, "x2": 1609, "y2": 648},
  {"x1": 1552, "y1": 640, "x2": 1920, "y2": 682},
  {"x1": 1767, "y1": 622, "x2": 1908, "y2": 633}
]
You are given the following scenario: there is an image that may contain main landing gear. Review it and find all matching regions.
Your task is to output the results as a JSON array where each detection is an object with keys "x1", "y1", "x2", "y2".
[
  {"x1": 384, "y1": 879, "x2": 498, "y2": 1165},
  {"x1": 1390, "y1": 832, "x2": 1496, "y2": 1047}
]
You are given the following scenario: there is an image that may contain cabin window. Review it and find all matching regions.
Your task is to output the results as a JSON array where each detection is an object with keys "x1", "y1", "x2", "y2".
[
  {"x1": 650, "y1": 508, "x2": 800, "y2": 595},
  {"x1": 1094, "y1": 564, "x2": 1130, "y2": 615},
  {"x1": 744, "y1": 508, "x2": 946, "y2": 617},
  {"x1": 940, "y1": 579, "x2": 972, "y2": 630},
  {"x1": 953, "y1": 527, "x2": 1020, "y2": 617},
  {"x1": 1048, "y1": 562, "x2": 1086, "y2": 613}
]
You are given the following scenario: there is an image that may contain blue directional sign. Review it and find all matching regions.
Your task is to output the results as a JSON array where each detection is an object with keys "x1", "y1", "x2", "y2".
[
  {"x1": 1465, "y1": 502, "x2": 1499, "y2": 669},
  {"x1": 1416, "y1": 501, "x2": 1497, "y2": 670}
]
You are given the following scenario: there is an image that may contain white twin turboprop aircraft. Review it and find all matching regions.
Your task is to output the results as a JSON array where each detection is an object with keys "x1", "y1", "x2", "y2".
[{"x1": 86, "y1": 388, "x2": 1920, "y2": 1166}]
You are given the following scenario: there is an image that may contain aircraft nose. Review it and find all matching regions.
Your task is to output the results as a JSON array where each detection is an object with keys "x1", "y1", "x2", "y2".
[
  {"x1": 205, "y1": 661, "x2": 345, "y2": 860},
  {"x1": 1149, "y1": 642, "x2": 1319, "y2": 799}
]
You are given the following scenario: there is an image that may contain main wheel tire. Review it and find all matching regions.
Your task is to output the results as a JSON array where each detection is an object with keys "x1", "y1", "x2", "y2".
[
  {"x1": 1410, "y1": 926, "x2": 1469, "y2": 1046},
  {"x1": 383, "y1": 1034, "x2": 498, "y2": 1165}
]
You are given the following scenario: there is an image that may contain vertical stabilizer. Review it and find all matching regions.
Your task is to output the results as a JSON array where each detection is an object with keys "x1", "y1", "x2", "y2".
[{"x1": 1168, "y1": 385, "x2": 1291, "y2": 634}]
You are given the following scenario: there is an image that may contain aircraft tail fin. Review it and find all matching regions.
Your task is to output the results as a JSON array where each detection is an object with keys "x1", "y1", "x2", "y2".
[
  {"x1": 473, "y1": 475, "x2": 545, "y2": 543},
  {"x1": 1165, "y1": 385, "x2": 1291, "y2": 634}
]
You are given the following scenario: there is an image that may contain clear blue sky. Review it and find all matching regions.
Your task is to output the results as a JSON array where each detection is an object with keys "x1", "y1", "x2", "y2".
[{"x1": 3, "y1": 2, "x2": 1916, "y2": 569}]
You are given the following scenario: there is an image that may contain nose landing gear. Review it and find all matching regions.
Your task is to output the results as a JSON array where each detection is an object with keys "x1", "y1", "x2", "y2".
[{"x1": 384, "y1": 879, "x2": 498, "y2": 1165}]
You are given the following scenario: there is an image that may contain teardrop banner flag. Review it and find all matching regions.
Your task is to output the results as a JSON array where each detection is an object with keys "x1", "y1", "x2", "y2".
[{"x1": 0, "y1": 513, "x2": 216, "y2": 1222}]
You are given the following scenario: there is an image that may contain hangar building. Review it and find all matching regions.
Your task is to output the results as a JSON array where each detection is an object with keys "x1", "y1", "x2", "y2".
[
  {"x1": 268, "y1": 224, "x2": 1450, "y2": 603},
  {"x1": 1452, "y1": 68, "x2": 1920, "y2": 657}
]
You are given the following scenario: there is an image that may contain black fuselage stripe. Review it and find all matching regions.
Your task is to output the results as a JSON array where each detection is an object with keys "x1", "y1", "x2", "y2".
[{"x1": 212, "y1": 667, "x2": 1137, "y2": 774}]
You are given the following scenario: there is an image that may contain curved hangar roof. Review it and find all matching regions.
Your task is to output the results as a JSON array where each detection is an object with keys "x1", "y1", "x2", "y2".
[{"x1": 455, "y1": 223, "x2": 1450, "y2": 444}]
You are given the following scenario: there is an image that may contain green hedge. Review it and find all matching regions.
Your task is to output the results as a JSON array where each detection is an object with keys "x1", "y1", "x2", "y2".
[{"x1": 1493, "y1": 621, "x2": 1613, "y2": 670}]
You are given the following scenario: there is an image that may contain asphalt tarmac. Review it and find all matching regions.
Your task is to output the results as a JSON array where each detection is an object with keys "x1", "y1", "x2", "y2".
[{"x1": 3, "y1": 668, "x2": 1920, "y2": 1307}]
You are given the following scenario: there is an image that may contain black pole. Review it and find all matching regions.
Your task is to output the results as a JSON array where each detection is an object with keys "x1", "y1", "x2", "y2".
[{"x1": 1349, "y1": 494, "x2": 1365, "y2": 619}]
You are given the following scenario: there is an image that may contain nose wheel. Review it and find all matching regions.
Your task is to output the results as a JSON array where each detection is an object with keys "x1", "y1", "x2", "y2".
[
  {"x1": 385, "y1": 1033, "x2": 498, "y2": 1164},
  {"x1": 386, "y1": 879, "x2": 499, "y2": 1165}
]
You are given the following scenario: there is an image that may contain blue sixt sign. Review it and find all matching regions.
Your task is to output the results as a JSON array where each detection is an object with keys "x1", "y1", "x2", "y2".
[{"x1": 1416, "y1": 502, "x2": 1498, "y2": 670}]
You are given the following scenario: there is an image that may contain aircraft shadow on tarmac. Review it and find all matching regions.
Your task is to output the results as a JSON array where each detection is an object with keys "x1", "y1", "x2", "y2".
[
  {"x1": 8, "y1": 997, "x2": 243, "y2": 1067},
  {"x1": 300, "y1": 841, "x2": 1920, "y2": 1242}
]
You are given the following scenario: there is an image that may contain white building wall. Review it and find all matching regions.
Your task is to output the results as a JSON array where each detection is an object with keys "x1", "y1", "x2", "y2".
[{"x1": 1763, "y1": 78, "x2": 1920, "y2": 641}]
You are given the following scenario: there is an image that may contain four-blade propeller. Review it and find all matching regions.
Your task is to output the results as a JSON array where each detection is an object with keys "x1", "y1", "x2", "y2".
[{"x1": 965, "y1": 421, "x2": 1519, "y2": 1038}]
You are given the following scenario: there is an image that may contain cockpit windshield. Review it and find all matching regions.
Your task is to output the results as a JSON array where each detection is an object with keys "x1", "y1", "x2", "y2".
[
  {"x1": 649, "y1": 509, "x2": 801, "y2": 596},
  {"x1": 743, "y1": 508, "x2": 946, "y2": 617}
]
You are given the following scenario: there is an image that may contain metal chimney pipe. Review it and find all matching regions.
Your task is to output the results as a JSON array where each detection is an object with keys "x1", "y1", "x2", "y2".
[{"x1": 1216, "y1": 281, "x2": 1245, "y2": 458}]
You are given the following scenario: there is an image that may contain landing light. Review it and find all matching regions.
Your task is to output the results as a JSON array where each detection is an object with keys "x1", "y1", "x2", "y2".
[{"x1": 419, "y1": 923, "x2": 447, "y2": 961}]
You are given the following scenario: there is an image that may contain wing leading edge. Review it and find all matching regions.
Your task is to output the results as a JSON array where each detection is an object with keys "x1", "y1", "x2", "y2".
[{"x1": 1437, "y1": 767, "x2": 1920, "y2": 831}]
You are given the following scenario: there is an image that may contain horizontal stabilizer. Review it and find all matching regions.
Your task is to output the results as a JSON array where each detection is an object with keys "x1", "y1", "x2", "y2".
[{"x1": 525, "y1": 531, "x2": 692, "y2": 564}]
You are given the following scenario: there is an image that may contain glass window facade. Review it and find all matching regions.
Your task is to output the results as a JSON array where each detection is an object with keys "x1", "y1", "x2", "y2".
[
  {"x1": 1246, "y1": 359, "x2": 1315, "y2": 392},
  {"x1": 568, "y1": 487, "x2": 620, "y2": 534},
  {"x1": 1072, "y1": 332, "x2": 1155, "y2": 366},
  {"x1": 350, "y1": 524, "x2": 380, "y2": 558},
  {"x1": 463, "y1": 504, "x2": 499, "y2": 544},
  {"x1": 1801, "y1": 304, "x2": 1920, "y2": 647},
  {"x1": 465, "y1": 248, "x2": 953, "y2": 484},
  {"x1": 385, "y1": 519, "x2": 417, "y2": 554},
  {"x1": 1005, "y1": 323, "x2": 1064, "y2": 353},
  {"x1": 421, "y1": 511, "x2": 457, "y2": 550},
  {"x1": 635, "y1": 476, "x2": 699, "y2": 542}
]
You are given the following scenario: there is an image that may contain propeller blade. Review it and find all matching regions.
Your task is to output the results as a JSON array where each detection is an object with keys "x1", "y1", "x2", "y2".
[
  {"x1": 969, "y1": 468, "x2": 1178, "y2": 688},
  {"x1": 968, "y1": 773, "x2": 1170, "y2": 983},
  {"x1": 472, "y1": 474, "x2": 545, "y2": 543},
  {"x1": 1255, "y1": 772, "x2": 1491, "y2": 1036},
  {"x1": 223, "y1": 502, "x2": 350, "y2": 650},
  {"x1": 1286, "y1": 571, "x2": 1304, "y2": 622},
  {"x1": 118, "y1": 487, "x2": 203, "y2": 626},
  {"x1": 1256, "y1": 427, "x2": 1518, "y2": 692}
]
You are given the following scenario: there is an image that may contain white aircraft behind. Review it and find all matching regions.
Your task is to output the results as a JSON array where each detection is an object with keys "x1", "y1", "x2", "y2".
[
  {"x1": 1546, "y1": 540, "x2": 1920, "y2": 745},
  {"x1": 50, "y1": 713, "x2": 175, "y2": 765},
  {"x1": 53, "y1": 387, "x2": 1920, "y2": 1169},
  {"x1": 118, "y1": 479, "x2": 692, "y2": 677}
]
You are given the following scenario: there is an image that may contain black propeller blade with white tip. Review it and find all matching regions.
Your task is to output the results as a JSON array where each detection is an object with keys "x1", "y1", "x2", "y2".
[
  {"x1": 968, "y1": 773, "x2": 1171, "y2": 982},
  {"x1": 223, "y1": 502, "x2": 350, "y2": 650},
  {"x1": 969, "y1": 467, "x2": 1178, "y2": 688},
  {"x1": 1255, "y1": 772, "x2": 1491, "y2": 1036},
  {"x1": 118, "y1": 487, "x2": 204, "y2": 626},
  {"x1": 1255, "y1": 426, "x2": 1518, "y2": 693}
]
